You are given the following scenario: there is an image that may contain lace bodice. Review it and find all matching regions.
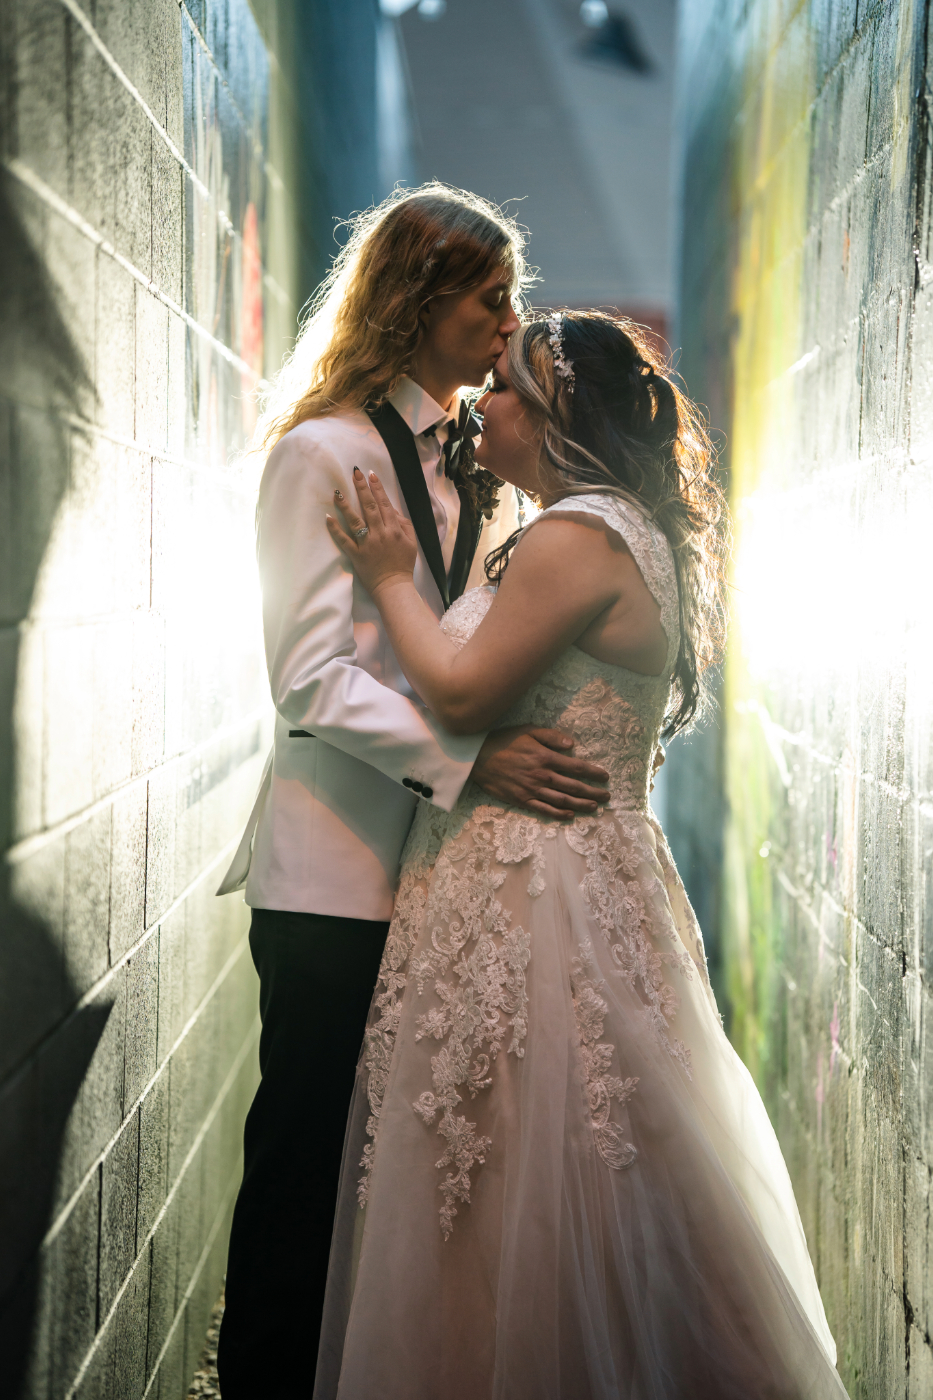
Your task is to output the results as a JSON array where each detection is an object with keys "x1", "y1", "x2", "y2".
[{"x1": 441, "y1": 494, "x2": 679, "y2": 816}]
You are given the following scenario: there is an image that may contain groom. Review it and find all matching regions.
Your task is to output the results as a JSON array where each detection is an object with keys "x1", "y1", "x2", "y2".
[{"x1": 215, "y1": 189, "x2": 609, "y2": 1398}]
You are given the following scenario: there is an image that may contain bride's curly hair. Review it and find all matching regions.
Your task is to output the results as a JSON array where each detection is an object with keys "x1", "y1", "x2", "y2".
[
  {"x1": 485, "y1": 312, "x2": 729, "y2": 736},
  {"x1": 253, "y1": 183, "x2": 532, "y2": 521}
]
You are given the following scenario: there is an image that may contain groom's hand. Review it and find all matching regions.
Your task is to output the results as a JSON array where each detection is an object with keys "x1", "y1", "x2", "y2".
[{"x1": 470, "y1": 726, "x2": 610, "y2": 818}]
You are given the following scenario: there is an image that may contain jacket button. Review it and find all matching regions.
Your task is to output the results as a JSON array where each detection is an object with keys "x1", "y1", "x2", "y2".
[
  {"x1": 402, "y1": 777, "x2": 413, "y2": 788},
  {"x1": 410, "y1": 780, "x2": 423, "y2": 793},
  {"x1": 421, "y1": 785, "x2": 433, "y2": 799}
]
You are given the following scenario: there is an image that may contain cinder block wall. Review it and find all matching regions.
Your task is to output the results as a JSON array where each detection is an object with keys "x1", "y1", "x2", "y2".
[
  {"x1": 0, "y1": 3, "x2": 310, "y2": 1395},
  {"x1": 677, "y1": 1, "x2": 933, "y2": 1394}
]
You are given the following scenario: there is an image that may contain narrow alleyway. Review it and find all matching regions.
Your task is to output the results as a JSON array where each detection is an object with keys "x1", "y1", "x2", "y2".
[{"x1": 2, "y1": 2, "x2": 932, "y2": 1398}]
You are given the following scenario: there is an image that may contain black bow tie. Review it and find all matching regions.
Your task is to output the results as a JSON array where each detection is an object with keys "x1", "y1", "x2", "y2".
[{"x1": 423, "y1": 403, "x2": 477, "y2": 478}]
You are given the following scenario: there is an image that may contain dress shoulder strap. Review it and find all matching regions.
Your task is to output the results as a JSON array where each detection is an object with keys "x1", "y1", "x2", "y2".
[{"x1": 529, "y1": 493, "x2": 681, "y2": 669}]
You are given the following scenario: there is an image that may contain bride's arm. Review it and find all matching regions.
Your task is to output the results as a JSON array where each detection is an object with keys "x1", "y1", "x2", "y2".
[{"x1": 327, "y1": 470, "x2": 620, "y2": 735}]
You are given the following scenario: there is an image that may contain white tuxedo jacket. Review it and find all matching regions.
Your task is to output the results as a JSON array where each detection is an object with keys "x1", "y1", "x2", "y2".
[{"x1": 218, "y1": 384, "x2": 518, "y2": 920}]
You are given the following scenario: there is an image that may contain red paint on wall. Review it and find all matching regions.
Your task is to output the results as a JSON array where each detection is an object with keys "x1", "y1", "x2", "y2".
[{"x1": 241, "y1": 201, "x2": 264, "y2": 431}]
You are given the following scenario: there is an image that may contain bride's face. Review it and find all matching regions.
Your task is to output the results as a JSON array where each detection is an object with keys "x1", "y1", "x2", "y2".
[{"x1": 474, "y1": 350, "x2": 543, "y2": 495}]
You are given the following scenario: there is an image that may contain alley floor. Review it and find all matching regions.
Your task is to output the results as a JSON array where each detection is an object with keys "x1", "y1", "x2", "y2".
[{"x1": 186, "y1": 1296, "x2": 223, "y2": 1400}]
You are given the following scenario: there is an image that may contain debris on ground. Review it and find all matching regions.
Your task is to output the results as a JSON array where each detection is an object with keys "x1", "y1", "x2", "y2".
[{"x1": 186, "y1": 1293, "x2": 224, "y2": 1399}]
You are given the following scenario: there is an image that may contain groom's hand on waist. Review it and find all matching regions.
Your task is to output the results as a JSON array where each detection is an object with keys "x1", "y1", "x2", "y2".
[{"x1": 470, "y1": 727, "x2": 610, "y2": 819}]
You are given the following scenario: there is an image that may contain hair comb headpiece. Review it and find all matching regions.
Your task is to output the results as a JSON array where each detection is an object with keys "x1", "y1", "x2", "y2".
[{"x1": 546, "y1": 314, "x2": 575, "y2": 387}]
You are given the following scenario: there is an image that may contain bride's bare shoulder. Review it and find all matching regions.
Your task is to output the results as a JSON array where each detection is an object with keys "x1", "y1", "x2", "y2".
[
  {"x1": 513, "y1": 513, "x2": 634, "y2": 571},
  {"x1": 505, "y1": 510, "x2": 660, "y2": 627}
]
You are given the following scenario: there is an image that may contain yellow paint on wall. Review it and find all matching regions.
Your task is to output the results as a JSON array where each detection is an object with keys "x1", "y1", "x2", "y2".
[{"x1": 721, "y1": 7, "x2": 815, "y2": 1078}]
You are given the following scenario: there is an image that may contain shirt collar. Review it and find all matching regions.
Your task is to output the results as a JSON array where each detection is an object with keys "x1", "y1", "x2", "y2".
[{"x1": 387, "y1": 376, "x2": 460, "y2": 437}]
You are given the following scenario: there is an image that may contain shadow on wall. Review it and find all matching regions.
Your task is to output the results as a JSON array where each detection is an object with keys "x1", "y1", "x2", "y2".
[{"x1": 0, "y1": 171, "x2": 110, "y2": 1398}]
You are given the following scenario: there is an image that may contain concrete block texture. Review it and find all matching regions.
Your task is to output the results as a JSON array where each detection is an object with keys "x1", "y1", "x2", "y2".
[
  {"x1": 39, "y1": 1170, "x2": 100, "y2": 1399},
  {"x1": 63, "y1": 805, "x2": 111, "y2": 996},
  {"x1": 676, "y1": 0, "x2": 933, "y2": 1394},
  {"x1": 98, "y1": 1112, "x2": 139, "y2": 1321},
  {"x1": 109, "y1": 781, "x2": 147, "y2": 962},
  {"x1": 85, "y1": 0, "x2": 179, "y2": 137},
  {"x1": 94, "y1": 260, "x2": 136, "y2": 441},
  {"x1": 4, "y1": 410, "x2": 68, "y2": 631},
  {"x1": 137, "y1": 1067, "x2": 169, "y2": 1247},
  {"x1": 145, "y1": 1183, "x2": 180, "y2": 1384},
  {"x1": 0, "y1": 0, "x2": 304, "y2": 1392},
  {"x1": 124, "y1": 936, "x2": 159, "y2": 1108},
  {"x1": 3, "y1": 836, "x2": 67, "y2": 1077},
  {"x1": 134, "y1": 286, "x2": 168, "y2": 453},
  {"x1": 50, "y1": 977, "x2": 126, "y2": 1218},
  {"x1": 10, "y1": 1, "x2": 70, "y2": 193},
  {"x1": 110, "y1": 1242, "x2": 151, "y2": 1400}
]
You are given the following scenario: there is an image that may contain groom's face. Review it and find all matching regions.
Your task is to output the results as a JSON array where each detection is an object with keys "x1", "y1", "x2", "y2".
[{"x1": 418, "y1": 266, "x2": 520, "y2": 390}]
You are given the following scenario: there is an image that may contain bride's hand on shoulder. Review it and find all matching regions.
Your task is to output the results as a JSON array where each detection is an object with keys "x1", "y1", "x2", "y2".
[{"x1": 326, "y1": 468, "x2": 418, "y2": 598}]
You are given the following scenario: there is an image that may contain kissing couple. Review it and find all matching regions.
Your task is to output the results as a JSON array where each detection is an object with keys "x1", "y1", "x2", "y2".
[{"x1": 215, "y1": 184, "x2": 849, "y2": 1399}]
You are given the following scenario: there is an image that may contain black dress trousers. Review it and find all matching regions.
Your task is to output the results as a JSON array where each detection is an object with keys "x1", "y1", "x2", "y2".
[{"x1": 216, "y1": 907, "x2": 389, "y2": 1399}]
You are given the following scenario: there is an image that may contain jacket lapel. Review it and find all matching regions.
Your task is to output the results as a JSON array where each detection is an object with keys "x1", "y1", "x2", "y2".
[
  {"x1": 448, "y1": 492, "x2": 482, "y2": 603},
  {"x1": 367, "y1": 401, "x2": 451, "y2": 609},
  {"x1": 447, "y1": 406, "x2": 484, "y2": 603}
]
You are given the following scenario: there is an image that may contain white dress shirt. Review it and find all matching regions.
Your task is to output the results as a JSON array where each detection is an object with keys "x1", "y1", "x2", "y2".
[{"x1": 389, "y1": 376, "x2": 463, "y2": 573}]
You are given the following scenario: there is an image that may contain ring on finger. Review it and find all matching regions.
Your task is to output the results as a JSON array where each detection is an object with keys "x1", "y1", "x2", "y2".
[{"x1": 353, "y1": 525, "x2": 370, "y2": 540}]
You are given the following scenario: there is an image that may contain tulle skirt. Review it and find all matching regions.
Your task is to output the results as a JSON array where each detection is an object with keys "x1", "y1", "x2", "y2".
[{"x1": 313, "y1": 801, "x2": 849, "y2": 1400}]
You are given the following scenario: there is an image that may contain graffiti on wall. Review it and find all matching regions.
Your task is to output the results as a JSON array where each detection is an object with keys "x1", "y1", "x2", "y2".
[
  {"x1": 678, "y1": 0, "x2": 933, "y2": 1394},
  {"x1": 183, "y1": 5, "x2": 269, "y2": 459}
]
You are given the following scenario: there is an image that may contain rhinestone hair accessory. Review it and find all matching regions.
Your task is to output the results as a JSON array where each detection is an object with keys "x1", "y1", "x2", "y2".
[{"x1": 546, "y1": 314, "x2": 575, "y2": 386}]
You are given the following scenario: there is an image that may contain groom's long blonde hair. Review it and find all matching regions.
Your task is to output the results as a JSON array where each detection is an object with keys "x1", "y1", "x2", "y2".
[{"x1": 255, "y1": 184, "x2": 531, "y2": 452}]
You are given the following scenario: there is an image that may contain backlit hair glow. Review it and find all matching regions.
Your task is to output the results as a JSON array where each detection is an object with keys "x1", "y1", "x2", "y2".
[
  {"x1": 486, "y1": 312, "x2": 729, "y2": 736},
  {"x1": 254, "y1": 183, "x2": 532, "y2": 451}
]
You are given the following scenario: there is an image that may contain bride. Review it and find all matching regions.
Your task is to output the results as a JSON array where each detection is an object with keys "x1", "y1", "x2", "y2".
[{"x1": 317, "y1": 311, "x2": 849, "y2": 1399}]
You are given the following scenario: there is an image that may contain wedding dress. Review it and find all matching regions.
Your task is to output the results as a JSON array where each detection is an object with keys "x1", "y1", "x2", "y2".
[{"x1": 314, "y1": 494, "x2": 849, "y2": 1400}]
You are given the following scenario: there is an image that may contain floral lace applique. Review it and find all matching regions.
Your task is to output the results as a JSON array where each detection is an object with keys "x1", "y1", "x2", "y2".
[
  {"x1": 411, "y1": 1098, "x2": 492, "y2": 1240},
  {"x1": 565, "y1": 814, "x2": 695, "y2": 1076},
  {"x1": 648, "y1": 813, "x2": 721, "y2": 1022},
  {"x1": 571, "y1": 942, "x2": 638, "y2": 1169},
  {"x1": 411, "y1": 812, "x2": 536, "y2": 1236},
  {"x1": 399, "y1": 797, "x2": 453, "y2": 882},
  {"x1": 555, "y1": 676, "x2": 654, "y2": 815},
  {"x1": 438, "y1": 583, "x2": 496, "y2": 650},
  {"x1": 483, "y1": 807, "x2": 548, "y2": 896},
  {"x1": 357, "y1": 873, "x2": 427, "y2": 1204},
  {"x1": 359, "y1": 806, "x2": 537, "y2": 1236}
]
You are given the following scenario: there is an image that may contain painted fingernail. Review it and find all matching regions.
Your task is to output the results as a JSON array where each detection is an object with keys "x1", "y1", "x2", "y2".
[
  {"x1": 334, "y1": 489, "x2": 343, "y2": 499},
  {"x1": 353, "y1": 466, "x2": 362, "y2": 476},
  {"x1": 369, "y1": 471, "x2": 377, "y2": 481}
]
